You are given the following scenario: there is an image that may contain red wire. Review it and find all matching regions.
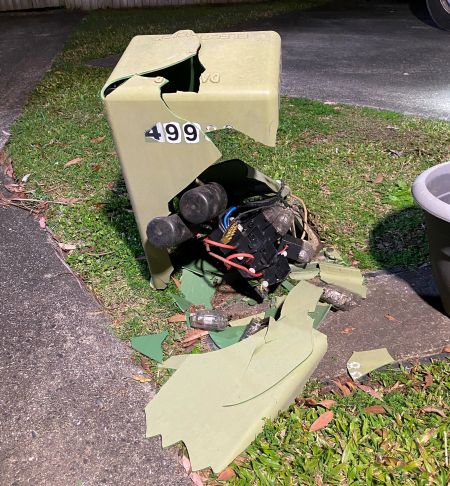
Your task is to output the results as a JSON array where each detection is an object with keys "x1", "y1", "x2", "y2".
[
  {"x1": 278, "y1": 244, "x2": 289, "y2": 254},
  {"x1": 208, "y1": 252, "x2": 263, "y2": 277},
  {"x1": 225, "y1": 253, "x2": 255, "y2": 261},
  {"x1": 203, "y1": 237, "x2": 237, "y2": 250}
]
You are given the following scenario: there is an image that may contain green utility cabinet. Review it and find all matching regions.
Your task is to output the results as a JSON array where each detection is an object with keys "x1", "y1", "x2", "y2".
[{"x1": 102, "y1": 30, "x2": 281, "y2": 289}]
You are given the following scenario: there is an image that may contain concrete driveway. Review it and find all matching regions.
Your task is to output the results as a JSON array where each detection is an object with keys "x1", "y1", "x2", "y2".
[
  {"x1": 0, "y1": 10, "x2": 188, "y2": 485},
  {"x1": 245, "y1": 0, "x2": 450, "y2": 120}
]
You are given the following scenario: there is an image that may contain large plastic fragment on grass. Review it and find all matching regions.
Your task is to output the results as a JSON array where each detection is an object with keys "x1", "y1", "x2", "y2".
[
  {"x1": 145, "y1": 281, "x2": 328, "y2": 472},
  {"x1": 131, "y1": 331, "x2": 169, "y2": 363}
]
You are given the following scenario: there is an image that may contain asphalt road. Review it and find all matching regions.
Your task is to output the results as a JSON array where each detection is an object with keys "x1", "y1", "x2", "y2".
[{"x1": 245, "y1": 0, "x2": 450, "y2": 120}]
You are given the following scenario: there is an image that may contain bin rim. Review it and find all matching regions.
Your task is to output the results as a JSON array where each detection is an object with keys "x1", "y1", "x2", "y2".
[{"x1": 412, "y1": 160, "x2": 450, "y2": 223}]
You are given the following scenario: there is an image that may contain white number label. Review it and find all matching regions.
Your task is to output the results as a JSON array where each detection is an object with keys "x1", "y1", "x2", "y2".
[
  {"x1": 182, "y1": 123, "x2": 200, "y2": 143},
  {"x1": 144, "y1": 122, "x2": 165, "y2": 143},
  {"x1": 163, "y1": 122, "x2": 181, "y2": 143}
]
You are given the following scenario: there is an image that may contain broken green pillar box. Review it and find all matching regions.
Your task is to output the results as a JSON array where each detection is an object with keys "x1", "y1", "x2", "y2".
[{"x1": 101, "y1": 30, "x2": 282, "y2": 289}]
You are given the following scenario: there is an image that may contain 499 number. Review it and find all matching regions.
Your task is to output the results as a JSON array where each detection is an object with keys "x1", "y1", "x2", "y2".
[{"x1": 145, "y1": 122, "x2": 201, "y2": 144}]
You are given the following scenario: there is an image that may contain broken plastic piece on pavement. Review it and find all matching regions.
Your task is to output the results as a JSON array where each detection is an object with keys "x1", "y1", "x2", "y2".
[
  {"x1": 131, "y1": 331, "x2": 169, "y2": 363},
  {"x1": 347, "y1": 348, "x2": 395, "y2": 380},
  {"x1": 181, "y1": 268, "x2": 215, "y2": 309},
  {"x1": 209, "y1": 325, "x2": 247, "y2": 348},
  {"x1": 308, "y1": 302, "x2": 331, "y2": 329},
  {"x1": 319, "y1": 262, "x2": 367, "y2": 298}
]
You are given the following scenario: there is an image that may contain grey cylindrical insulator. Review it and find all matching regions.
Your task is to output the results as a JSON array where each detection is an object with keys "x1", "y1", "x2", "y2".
[
  {"x1": 263, "y1": 205, "x2": 295, "y2": 236},
  {"x1": 190, "y1": 310, "x2": 228, "y2": 331},
  {"x1": 146, "y1": 214, "x2": 193, "y2": 248},
  {"x1": 320, "y1": 285, "x2": 356, "y2": 311},
  {"x1": 179, "y1": 182, "x2": 228, "y2": 224}
]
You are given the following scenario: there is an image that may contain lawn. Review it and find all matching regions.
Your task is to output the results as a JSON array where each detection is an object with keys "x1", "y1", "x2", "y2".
[
  {"x1": 229, "y1": 359, "x2": 450, "y2": 485},
  {"x1": 4, "y1": 1, "x2": 450, "y2": 483}
]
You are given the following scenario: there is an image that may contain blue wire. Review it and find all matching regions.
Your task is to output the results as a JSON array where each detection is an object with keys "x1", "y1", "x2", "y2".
[{"x1": 223, "y1": 206, "x2": 237, "y2": 229}]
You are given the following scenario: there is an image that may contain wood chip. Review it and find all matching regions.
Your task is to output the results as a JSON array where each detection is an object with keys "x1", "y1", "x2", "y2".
[{"x1": 167, "y1": 314, "x2": 186, "y2": 323}]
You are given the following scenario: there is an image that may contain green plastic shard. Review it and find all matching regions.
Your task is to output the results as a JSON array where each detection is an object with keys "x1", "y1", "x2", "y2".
[
  {"x1": 209, "y1": 326, "x2": 247, "y2": 349},
  {"x1": 131, "y1": 331, "x2": 169, "y2": 363},
  {"x1": 280, "y1": 280, "x2": 324, "y2": 319},
  {"x1": 169, "y1": 293, "x2": 191, "y2": 312},
  {"x1": 181, "y1": 268, "x2": 215, "y2": 309},
  {"x1": 289, "y1": 263, "x2": 320, "y2": 281},
  {"x1": 145, "y1": 329, "x2": 327, "y2": 473},
  {"x1": 319, "y1": 262, "x2": 367, "y2": 298},
  {"x1": 347, "y1": 348, "x2": 395, "y2": 380},
  {"x1": 159, "y1": 353, "x2": 190, "y2": 370},
  {"x1": 309, "y1": 302, "x2": 331, "y2": 329},
  {"x1": 183, "y1": 259, "x2": 223, "y2": 281},
  {"x1": 229, "y1": 312, "x2": 265, "y2": 327}
]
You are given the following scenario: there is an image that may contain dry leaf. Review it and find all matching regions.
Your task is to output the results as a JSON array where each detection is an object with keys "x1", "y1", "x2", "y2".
[
  {"x1": 58, "y1": 242, "x2": 77, "y2": 252},
  {"x1": 168, "y1": 314, "x2": 186, "y2": 323},
  {"x1": 364, "y1": 405, "x2": 386, "y2": 414},
  {"x1": 318, "y1": 399, "x2": 336, "y2": 409},
  {"x1": 304, "y1": 397, "x2": 319, "y2": 407},
  {"x1": 91, "y1": 163, "x2": 102, "y2": 172},
  {"x1": 180, "y1": 329, "x2": 209, "y2": 346},
  {"x1": 5, "y1": 183, "x2": 25, "y2": 193},
  {"x1": 424, "y1": 373, "x2": 433, "y2": 389},
  {"x1": 189, "y1": 472, "x2": 204, "y2": 486},
  {"x1": 374, "y1": 173, "x2": 384, "y2": 184},
  {"x1": 172, "y1": 277, "x2": 181, "y2": 289},
  {"x1": 355, "y1": 383, "x2": 383, "y2": 400},
  {"x1": 310, "y1": 410, "x2": 334, "y2": 432},
  {"x1": 417, "y1": 428, "x2": 436, "y2": 445},
  {"x1": 442, "y1": 344, "x2": 450, "y2": 353},
  {"x1": 64, "y1": 157, "x2": 83, "y2": 168},
  {"x1": 131, "y1": 374, "x2": 152, "y2": 383},
  {"x1": 38, "y1": 216, "x2": 46, "y2": 229},
  {"x1": 334, "y1": 380, "x2": 351, "y2": 397},
  {"x1": 341, "y1": 326, "x2": 355, "y2": 334},
  {"x1": 5, "y1": 161, "x2": 14, "y2": 178},
  {"x1": 421, "y1": 406, "x2": 446, "y2": 417},
  {"x1": 90, "y1": 135, "x2": 105, "y2": 144},
  {"x1": 384, "y1": 313, "x2": 396, "y2": 321},
  {"x1": 217, "y1": 467, "x2": 236, "y2": 481}
]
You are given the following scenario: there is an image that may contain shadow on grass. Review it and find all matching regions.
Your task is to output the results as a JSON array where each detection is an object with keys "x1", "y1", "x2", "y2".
[{"x1": 368, "y1": 206, "x2": 447, "y2": 314}]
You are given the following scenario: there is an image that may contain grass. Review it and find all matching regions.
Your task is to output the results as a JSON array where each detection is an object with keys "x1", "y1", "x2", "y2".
[
  {"x1": 227, "y1": 359, "x2": 450, "y2": 485},
  {"x1": 5, "y1": 2, "x2": 450, "y2": 483}
]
